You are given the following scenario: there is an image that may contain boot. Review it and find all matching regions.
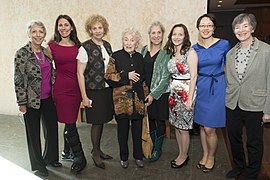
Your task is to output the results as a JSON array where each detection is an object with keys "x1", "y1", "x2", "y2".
[
  {"x1": 65, "y1": 127, "x2": 87, "y2": 174},
  {"x1": 150, "y1": 134, "x2": 165, "y2": 162},
  {"x1": 150, "y1": 131, "x2": 156, "y2": 151},
  {"x1": 62, "y1": 136, "x2": 74, "y2": 161}
]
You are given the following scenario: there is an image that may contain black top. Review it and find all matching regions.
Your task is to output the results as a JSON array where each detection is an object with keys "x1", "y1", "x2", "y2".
[{"x1": 143, "y1": 51, "x2": 159, "y2": 89}]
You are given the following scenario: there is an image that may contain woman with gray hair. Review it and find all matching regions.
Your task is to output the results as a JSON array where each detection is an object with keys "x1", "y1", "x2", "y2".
[
  {"x1": 225, "y1": 13, "x2": 270, "y2": 179},
  {"x1": 14, "y1": 20, "x2": 61, "y2": 177},
  {"x1": 141, "y1": 21, "x2": 171, "y2": 162},
  {"x1": 105, "y1": 28, "x2": 146, "y2": 168}
]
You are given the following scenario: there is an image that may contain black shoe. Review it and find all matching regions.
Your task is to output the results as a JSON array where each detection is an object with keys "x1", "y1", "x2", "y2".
[
  {"x1": 202, "y1": 161, "x2": 215, "y2": 173},
  {"x1": 120, "y1": 160, "x2": 129, "y2": 168},
  {"x1": 61, "y1": 151, "x2": 74, "y2": 161},
  {"x1": 91, "y1": 149, "x2": 113, "y2": 160},
  {"x1": 49, "y1": 161, "x2": 62, "y2": 167},
  {"x1": 226, "y1": 168, "x2": 245, "y2": 178},
  {"x1": 135, "y1": 159, "x2": 144, "y2": 168},
  {"x1": 171, "y1": 156, "x2": 189, "y2": 168},
  {"x1": 170, "y1": 159, "x2": 176, "y2": 165},
  {"x1": 92, "y1": 156, "x2": 105, "y2": 169},
  {"x1": 196, "y1": 161, "x2": 205, "y2": 169},
  {"x1": 71, "y1": 157, "x2": 87, "y2": 173},
  {"x1": 35, "y1": 169, "x2": 48, "y2": 177}
]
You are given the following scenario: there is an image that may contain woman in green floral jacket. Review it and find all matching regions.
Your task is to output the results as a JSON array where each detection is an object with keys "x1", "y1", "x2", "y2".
[{"x1": 142, "y1": 21, "x2": 171, "y2": 162}]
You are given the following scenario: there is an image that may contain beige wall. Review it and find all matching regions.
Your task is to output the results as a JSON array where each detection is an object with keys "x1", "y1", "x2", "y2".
[{"x1": 0, "y1": 0, "x2": 207, "y2": 115}]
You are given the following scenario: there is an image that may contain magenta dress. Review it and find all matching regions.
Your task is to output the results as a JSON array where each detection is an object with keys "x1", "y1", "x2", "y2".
[{"x1": 48, "y1": 41, "x2": 81, "y2": 124}]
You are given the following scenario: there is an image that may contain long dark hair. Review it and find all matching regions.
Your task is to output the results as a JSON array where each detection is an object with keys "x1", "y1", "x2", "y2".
[
  {"x1": 164, "y1": 24, "x2": 191, "y2": 58},
  {"x1": 53, "y1": 14, "x2": 81, "y2": 47}
]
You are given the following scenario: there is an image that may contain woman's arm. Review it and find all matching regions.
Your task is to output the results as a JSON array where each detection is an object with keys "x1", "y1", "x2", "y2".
[
  {"x1": 77, "y1": 61, "x2": 92, "y2": 107},
  {"x1": 14, "y1": 50, "x2": 28, "y2": 113},
  {"x1": 77, "y1": 47, "x2": 92, "y2": 108},
  {"x1": 186, "y1": 49, "x2": 198, "y2": 110}
]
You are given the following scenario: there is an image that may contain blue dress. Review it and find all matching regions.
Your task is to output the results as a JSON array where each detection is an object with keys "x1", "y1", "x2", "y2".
[{"x1": 193, "y1": 39, "x2": 230, "y2": 128}]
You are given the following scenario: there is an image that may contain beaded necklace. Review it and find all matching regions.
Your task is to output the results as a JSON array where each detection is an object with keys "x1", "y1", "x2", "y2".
[
  {"x1": 34, "y1": 51, "x2": 45, "y2": 64},
  {"x1": 235, "y1": 38, "x2": 255, "y2": 80}
]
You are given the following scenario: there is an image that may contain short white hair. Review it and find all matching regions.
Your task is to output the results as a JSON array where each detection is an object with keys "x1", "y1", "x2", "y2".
[
  {"x1": 26, "y1": 20, "x2": 46, "y2": 36},
  {"x1": 122, "y1": 27, "x2": 142, "y2": 46}
]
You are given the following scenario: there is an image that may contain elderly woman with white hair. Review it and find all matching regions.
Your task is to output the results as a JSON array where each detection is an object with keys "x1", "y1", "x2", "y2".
[
  {"x1": 105, "y1": 28, "x2": 146, "y2": 169},
  {"x1": 14, "y1": 20, "x2": 61, "y2": 177}
]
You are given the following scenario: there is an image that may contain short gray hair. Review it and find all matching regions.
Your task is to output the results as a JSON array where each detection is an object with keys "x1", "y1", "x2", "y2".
[
  {"x1": 122, "y1": 27, "x2": 142, "y2": 47},
  {"x1": 232, "y1": 13, "x2": 257, "y2": 31},
  {"x1": 27, "y1": 20, "x2": 46, "y2": 36},
  {"x1": 148, "y1": 21, "x2": 165, "y2": 35}
]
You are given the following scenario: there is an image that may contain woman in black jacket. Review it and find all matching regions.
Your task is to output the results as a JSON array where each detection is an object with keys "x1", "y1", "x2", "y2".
[{"x1": 105, "y1": 28, "x2": 146, "y2": 169}]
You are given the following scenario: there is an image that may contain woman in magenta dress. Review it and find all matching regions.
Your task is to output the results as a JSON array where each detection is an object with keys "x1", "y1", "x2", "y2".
[{"x1": 47, "y1": 14, "x2": 86, "y2": 174}]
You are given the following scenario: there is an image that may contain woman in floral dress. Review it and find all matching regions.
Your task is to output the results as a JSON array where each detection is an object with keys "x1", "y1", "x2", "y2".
[{"x1": 165, "y1": 24, "x2": 198, "y2": 168}]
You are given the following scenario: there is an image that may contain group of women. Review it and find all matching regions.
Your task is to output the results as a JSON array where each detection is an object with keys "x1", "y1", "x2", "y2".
[{"x1": 14, "y1": 12, "x2": 270, "y2": 180}]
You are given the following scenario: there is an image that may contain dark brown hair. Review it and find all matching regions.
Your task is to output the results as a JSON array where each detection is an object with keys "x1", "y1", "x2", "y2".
[{"x1": 164, "y1": 24, "x2": 191, "y2": 58}]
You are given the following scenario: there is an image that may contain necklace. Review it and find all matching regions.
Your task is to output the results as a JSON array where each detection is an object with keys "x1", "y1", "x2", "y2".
[
  {"x1": 34, "y1": 52, "x2": 45, "y2": 64},
  {"x1": 235, "y1": 38, "x2": 255, "y2": 80}
]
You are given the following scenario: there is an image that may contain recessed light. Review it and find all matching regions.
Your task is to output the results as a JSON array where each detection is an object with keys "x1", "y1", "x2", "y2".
[
  {"x1": 217, "y1": 4, "x2": 221, "y2": 7},
  {"x1": 219, "y1": 0, "x2": 223, "y2": 3}
]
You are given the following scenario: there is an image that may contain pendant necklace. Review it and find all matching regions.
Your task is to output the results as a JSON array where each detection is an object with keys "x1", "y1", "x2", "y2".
[{"x1": 34, "y1": 51, "x2": 45, "y2": 64}]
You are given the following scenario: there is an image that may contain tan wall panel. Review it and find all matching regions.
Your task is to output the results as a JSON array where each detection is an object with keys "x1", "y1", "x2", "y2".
[{"x1": 0, "y1": 0, "x2": 207, "y2": 115}]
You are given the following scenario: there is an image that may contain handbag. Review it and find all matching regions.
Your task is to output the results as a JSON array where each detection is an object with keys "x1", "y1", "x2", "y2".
[{"x1": 141, "y1": 108, "x2": 153, "y2": 159}]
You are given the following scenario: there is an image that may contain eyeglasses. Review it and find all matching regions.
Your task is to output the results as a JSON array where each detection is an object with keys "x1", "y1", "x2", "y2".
[{"x1": 199, "y1": 25, "x2": 214, "y2": 29}]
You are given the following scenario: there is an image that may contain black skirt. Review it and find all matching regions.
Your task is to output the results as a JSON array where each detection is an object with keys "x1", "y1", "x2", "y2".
[
  {"x1": 85, "y1": 88, "x2": 114, "y2": 124},
  {"x1": 147, "y1": 92, "x2": 169, "y2": 121}
]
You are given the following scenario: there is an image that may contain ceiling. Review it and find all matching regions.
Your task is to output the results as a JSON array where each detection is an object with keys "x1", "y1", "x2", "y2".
[{"x1": 209, "y1": 0, "x2": 270, "y2": 12}]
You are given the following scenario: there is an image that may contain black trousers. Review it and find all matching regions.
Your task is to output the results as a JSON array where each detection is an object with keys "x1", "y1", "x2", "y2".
[
  {"x1": 226, "y1": 106, "x2": 263, "y2": 179},
  {"x1": 116, "y1": 118, "x2": 143, "y2": 161},
  {"x1": 23, "y1": 96, "x2": 59, "y2": 171}
]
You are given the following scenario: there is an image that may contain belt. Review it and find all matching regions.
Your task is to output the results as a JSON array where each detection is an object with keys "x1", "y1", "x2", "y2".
[
  {"x1": 171, "y1": 77, "x2": 190, "y2": 81},
  {"x1": 198, "y1": 72, "x2": 224, "y2": 95}
]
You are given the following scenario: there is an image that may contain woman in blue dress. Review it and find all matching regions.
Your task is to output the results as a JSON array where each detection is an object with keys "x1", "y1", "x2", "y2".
[{"x1": 192, "y1": 14, "x2": 230, "y2": 172}]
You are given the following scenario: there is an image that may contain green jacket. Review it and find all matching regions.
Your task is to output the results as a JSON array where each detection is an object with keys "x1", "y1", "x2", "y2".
[{"x1": 141, "y1": 46, "x2": 171, "y2": 100}]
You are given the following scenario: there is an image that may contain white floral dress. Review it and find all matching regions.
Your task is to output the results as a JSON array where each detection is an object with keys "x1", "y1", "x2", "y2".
[{"x1": 168, "y1": 49, "x2": 195, "y2": 129}]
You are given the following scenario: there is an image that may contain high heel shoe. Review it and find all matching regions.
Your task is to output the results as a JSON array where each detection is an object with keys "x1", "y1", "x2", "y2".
[
  {"x1": 170, "y1": 159, "x2": 176, "y2": 165},
  {"x1": 92, "y1": 156, "x2": 105, "y2": 169},
  {"x1": 171, "y1": 156, "x2": 189, "y2": 168},
  {"x1": 202, "y1": 161, "x2": 215, "y2": 173},
  {"x1": 91, "y1": 149, "x2": 113, "y2": 160},
  {"x1": 196, "y1": 161, "x2": 205, "y2": 169}
]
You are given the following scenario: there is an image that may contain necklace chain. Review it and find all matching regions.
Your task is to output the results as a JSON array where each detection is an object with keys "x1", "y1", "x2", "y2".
[{"x1": 34, "y1": 52, "x2": 45, "y2": 64}]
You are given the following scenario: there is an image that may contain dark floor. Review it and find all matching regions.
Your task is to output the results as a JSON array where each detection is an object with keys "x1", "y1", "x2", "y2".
[{"x1": 0, "y1": 114, "x2": 232, "y2": 180}]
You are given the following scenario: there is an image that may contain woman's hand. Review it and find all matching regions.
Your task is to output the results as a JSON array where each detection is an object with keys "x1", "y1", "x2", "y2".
[
  {"x1": 82, "y1": 97, "x2": 92, "y2": 108},
  {"x1": 128, "y1": 71, "x2": 140, "y2": 82},
  {"x1": 19, "y1": 105, "x2": 27, "y2": 113},
  {"x1": 186, "y1": 100, "x2": 193, "y2": 111},
  {"x1": 262, "y1": 113, "x2": 270, "y2": 123},
  {"x1": 145, "y1": 95, "x2": 153, "y2": 106}
]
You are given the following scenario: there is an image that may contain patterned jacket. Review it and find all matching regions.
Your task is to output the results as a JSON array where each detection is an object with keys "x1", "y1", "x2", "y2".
[
  {"x1": 82, "y1": 39, "x2": 112, "y2": 90},
  {"x1": 141, "y1": 46, "x2": 171, "y2": 100},
  {"x1": 105, "y1": 49, "x2": 147, "y2": 120},
  {"x1": 14, "y1": 42, "x2": 55, "y2": 109}
]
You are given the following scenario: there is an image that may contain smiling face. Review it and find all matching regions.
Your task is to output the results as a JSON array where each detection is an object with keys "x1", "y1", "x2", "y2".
[
  {"x1": 57, "y1": 18, "x2": 73, "y2": 38},
  {"x1": 89, "y1": 22, "x2": 104, "y2": 41},
  {"x1": 123, "y1": 33, "x2": 137, "y2": 53},
  {"x1": 149, "y1": 25, "x2": 163, "y2": 46},
  {"x1": 234, "y1": 19, "x2": 254, "y2": 43},
  {"x1": 198, "y1": 17, "x2": 215, "y2": 39},
  {"x1": 29, "y1": 24, "x2": 46, "y2": 47},
  {"x1": 171, "y1": 26, "x2": 185, "y2": 47}
]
